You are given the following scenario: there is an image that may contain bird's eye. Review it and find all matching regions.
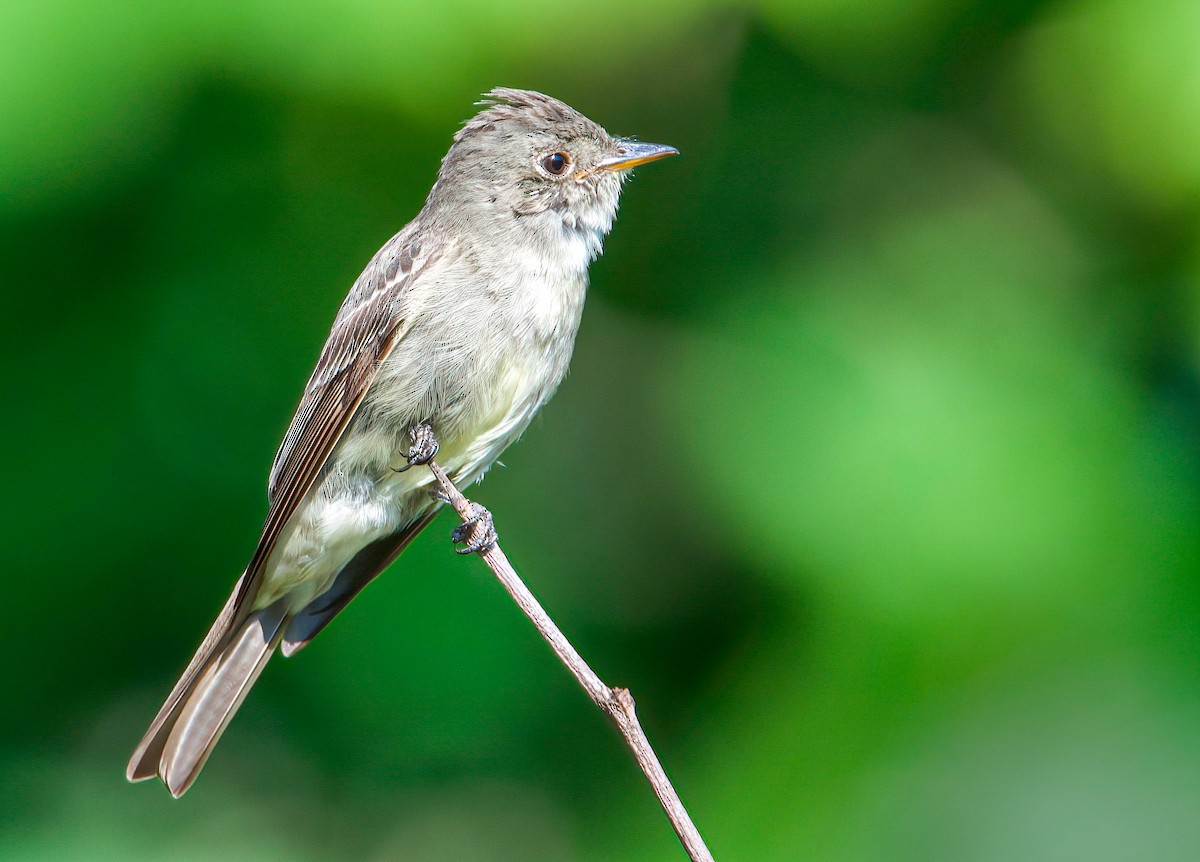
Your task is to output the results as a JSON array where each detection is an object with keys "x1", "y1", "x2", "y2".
[{"x1": 543, "y1": 152, "x2": 570, "y2": 175}]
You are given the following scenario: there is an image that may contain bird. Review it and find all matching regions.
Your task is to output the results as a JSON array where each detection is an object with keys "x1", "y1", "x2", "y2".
[{"x1": 126, "y1": 88, "x2": 677, "y2": 797}]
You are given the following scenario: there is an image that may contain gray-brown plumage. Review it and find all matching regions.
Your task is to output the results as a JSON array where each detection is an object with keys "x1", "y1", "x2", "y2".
[{"x1": 126, "y1": 88, "x2": 676, "y2": 797}]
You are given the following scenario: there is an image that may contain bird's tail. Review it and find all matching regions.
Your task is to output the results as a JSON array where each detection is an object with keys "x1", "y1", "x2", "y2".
[{"x1": 126, "y1": 581, "x2": 288, "y2": 797}]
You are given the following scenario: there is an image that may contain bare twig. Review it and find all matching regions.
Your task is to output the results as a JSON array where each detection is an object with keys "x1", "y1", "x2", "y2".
[{"x1": 425, "y1": 459, "x2": 715, "y2": 862}]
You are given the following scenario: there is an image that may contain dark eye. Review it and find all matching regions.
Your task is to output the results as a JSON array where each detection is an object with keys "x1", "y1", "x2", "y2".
[{"x1": 543, "y1": 152, "x2": 569, "y2": 175}]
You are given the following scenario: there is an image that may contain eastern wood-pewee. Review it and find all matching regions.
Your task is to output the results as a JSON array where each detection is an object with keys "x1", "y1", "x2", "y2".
[{"x1": 126, "y1": 88, "x2": 676, "y2": 796}]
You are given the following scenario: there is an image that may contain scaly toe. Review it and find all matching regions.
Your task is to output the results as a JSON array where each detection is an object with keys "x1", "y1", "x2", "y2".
[
  {"x1": 451, "y1": 503, "x2": 497, "y2": 555},
  {"x1": 396, "y1": 423, "x2": 439, "y2": 472}
]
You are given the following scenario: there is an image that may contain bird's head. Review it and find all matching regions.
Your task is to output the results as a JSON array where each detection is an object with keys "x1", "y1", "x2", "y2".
[{"x1": 430, "y1": 88, "x2": 677, "y2": 258}]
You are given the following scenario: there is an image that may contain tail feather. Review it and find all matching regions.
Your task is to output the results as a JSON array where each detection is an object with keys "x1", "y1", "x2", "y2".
[
  {"x1": 126, "y1": 574, "x2": 249, "y2": 783},
  {"x1": 161, "y1": 601, "x2": 287, "y2": 796},
  {"x1": 128, "y1": 514, "x2": 440, "y2": 794},
  {"x1": 126, "y1": 586, "x2": 288, "y2": 797}
]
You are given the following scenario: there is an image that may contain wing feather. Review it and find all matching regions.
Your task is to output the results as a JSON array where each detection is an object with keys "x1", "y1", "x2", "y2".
[{"x1": 236, "y1": 226, "x2": 440, "y2": 608}]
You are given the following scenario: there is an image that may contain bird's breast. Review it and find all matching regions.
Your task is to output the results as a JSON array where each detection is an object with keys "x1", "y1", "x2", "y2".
[
  {"x1": 346, "y1": 267, "x2": 584, "y2": 476},
  {"x1": 442, "y1": 265, "x2": 586, "y2": 482}
]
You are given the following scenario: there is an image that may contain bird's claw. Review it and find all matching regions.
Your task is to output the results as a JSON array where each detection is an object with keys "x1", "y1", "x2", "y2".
[
  {"x1": 451, "y1": 503, "x2": 497, "y2": 555},
  {"x1": 395, "y1": 423, "x2": 439, "y2": 472}
]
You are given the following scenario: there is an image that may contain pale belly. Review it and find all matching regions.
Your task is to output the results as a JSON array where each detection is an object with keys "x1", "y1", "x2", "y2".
[{"x1": 253, "y1": 347, "x2": 561, "y2": 611}]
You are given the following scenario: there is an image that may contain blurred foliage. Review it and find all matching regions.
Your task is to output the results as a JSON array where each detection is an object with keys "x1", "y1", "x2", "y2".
[{"x1": 2, "y1": 1, "x2": 1200, "y2": 860}]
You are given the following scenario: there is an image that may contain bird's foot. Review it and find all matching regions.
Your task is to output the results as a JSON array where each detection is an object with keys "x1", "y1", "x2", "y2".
[
  {"x1": 395, "y1": 423, "x2": 439, "y2": 472},
  {"x1": 451, "y1": 502, "x2": 497, "y2": 555}
]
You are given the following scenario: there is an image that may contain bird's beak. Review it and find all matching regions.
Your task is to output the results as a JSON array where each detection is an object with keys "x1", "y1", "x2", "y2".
[{"x1": 594, "y1": 140, "x2": 679, "y2": 173}]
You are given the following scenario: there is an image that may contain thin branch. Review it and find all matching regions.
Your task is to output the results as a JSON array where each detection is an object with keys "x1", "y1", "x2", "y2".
[{"x1": 426, "y1": 459, "x2": 715, "y2": 862}]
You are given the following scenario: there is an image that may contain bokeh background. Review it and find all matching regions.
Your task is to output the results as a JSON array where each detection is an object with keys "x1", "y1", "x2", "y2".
[{"x1": 4, "y1": 1, "x2": 1200, "y2": 859}]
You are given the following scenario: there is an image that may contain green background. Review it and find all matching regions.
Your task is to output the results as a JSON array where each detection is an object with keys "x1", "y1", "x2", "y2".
[{"x1": 4, "y1": 1, "x2": 1200, "y2": 859}]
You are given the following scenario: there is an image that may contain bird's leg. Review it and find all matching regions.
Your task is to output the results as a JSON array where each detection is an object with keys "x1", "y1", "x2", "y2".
[
  {"x1": 398, "y1": 424, "x2": 496, "y2": 554},
  {"x1": 422, "y1": 471, "x2": 496, "y2": 552},
  {"x1": 395, "y1": 422, "x2": 439, "y2": 472},
  {"x1": 450, "y1": 502, "x2": 497, "y2": 555}
]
